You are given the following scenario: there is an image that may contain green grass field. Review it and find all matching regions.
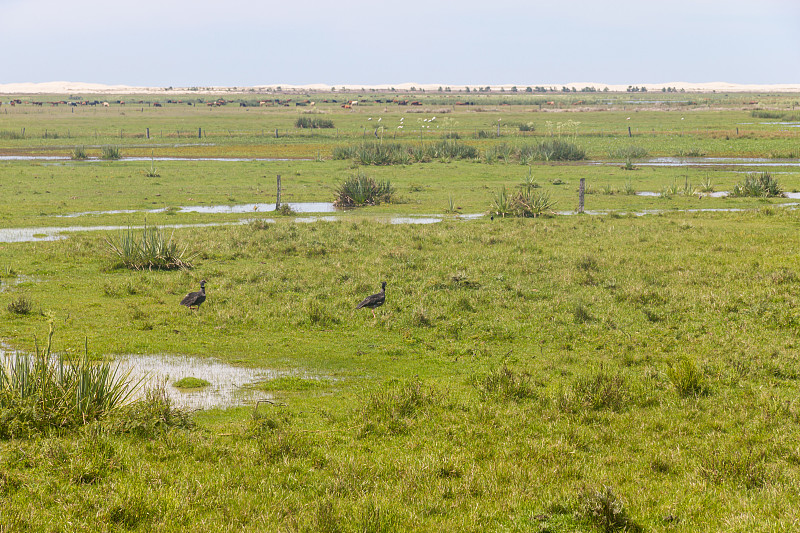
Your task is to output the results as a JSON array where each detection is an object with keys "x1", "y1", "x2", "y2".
[{"x1": 1, "y1": 91, "x2": 800, "y2": 531}]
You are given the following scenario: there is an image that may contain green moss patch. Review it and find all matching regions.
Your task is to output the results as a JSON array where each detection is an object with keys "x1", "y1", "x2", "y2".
[{"x1": 173, "y1": 377, "x2": 211, "y2": 390}]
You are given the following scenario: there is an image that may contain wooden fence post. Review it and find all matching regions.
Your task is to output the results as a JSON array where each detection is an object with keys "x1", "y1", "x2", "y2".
[
  {"x1": 276, "y1": 175, "x2": 282, "y2": 209},
  {"x1": 146, "y1": 127, "x2": 150, "y2": 139},
  {"x1": 578, "y1": 178, "x2": 585, "y2": 214},
  {"x1": 198, "y1": 127, "x2": 202, "y2": 138}
]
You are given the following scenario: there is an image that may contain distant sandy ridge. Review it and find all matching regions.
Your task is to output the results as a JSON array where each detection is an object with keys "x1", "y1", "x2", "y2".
[{"x1": 1, "y1": 81, "x2": 800, "y2": 95}]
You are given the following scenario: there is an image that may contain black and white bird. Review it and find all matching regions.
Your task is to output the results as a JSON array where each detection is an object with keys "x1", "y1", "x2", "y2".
[
  {"x1": 180, "y1": 280, "x2": 207, "y2": 310},
  {"x1": 356, "y1": 281, "x2": 386, "y2": 318}
]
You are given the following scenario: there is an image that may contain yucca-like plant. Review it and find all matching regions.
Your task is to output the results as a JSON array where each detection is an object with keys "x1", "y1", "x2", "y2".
[
  {"x1": 731, "y1": 171, "x2": 783, "y2": 198},
  {"x1": 105, "y1": 224, "x2": 195, "y2": 270},
  {"x1": 100, "y1": 146, "x2": 121, "y2": 160},
  {"x1": 71, "y1": 146, "x2": 88, "y2": 160},
  {"x1": 334, "y1": 171, "x2": 394, "y2": 207},
  {"x1": 0, "y1": 323, "x2": 140, "y2": 435}
]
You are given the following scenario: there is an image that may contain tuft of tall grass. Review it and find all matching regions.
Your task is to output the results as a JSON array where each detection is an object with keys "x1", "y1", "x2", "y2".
[
  {"x1": 520, "y1": 139, "x2": 586, "y2": 162},
  {"x1": 7, "y1": 296, "x2": 34, "y2": 315},
  {"x1": 295, "y1": 117, "x2": 334, "y2": 129},
  {"x1": 491, "y1": 182, "x2": 554, "y2": 218},
  {"x1": 0, "y1": 325, "x2": 139, "y2": 437},
  {"x1": 71, "y1": 146, "x2": 88, "y2": 160},
  {"x1": 334, "y1": 171, "x2": 394, "y2": 207},
  {"x1": 105, "y1": 224, "x2": 196, "y2": 270},
  {"x1": 731, "y1": 171, "x2": 783, "y2": 198},
  {"x1": 608, "y1": 145, "x2": 648, "y2": 159},
  {"x1": 666, "y1": 356, "x2": 708, "y2": 397},
  {"x1": 472, "y1": 364, "x2": 538, "y2": 401},
  {"x1": 579, "y1": 485, "x2": 640, "y2": 532},
  {"x1": 100, "y1": 146, "x2": 121, "y2": 160}
]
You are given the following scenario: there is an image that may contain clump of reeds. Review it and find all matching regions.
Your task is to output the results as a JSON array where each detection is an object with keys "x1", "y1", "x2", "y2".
[
  {"x1": 731, "y1": 171, "x2": 783, "y2": 197},
  {"x1": 71, "y1": 146, "x2": 88, "y2": 160},
  {"x1": 295, "y1": 117, "x2": 334, "y2": 129},
  {"x1": 521, "y1": 139, "x2": 586, "y2": 162},
  {"x1": 100, "y1": 146, "x2": 121, "y2": 160},
  {"x1": 7, "y1": 296, "x2": 34, "y2": 315},
  {"x1": 608, "y1": 145, "x2": 649, "y2": 160},
  {"x1": 0, "y1": 324, "x2": 139, "y2": 437},
  {"x1": 334, "y1": 171, "x2": 394, "y2": 207},
  {"x1": 105, "y1": 224, "x2": 196, "y2": 270}
]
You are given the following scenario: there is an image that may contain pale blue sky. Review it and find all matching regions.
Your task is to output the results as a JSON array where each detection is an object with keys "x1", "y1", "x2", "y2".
[{"x1": 2, "y1": 0, "x2": 798, "y2": 86}]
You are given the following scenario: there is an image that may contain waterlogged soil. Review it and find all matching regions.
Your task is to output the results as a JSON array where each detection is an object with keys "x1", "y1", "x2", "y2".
[{"x1": 115, "y1": 354, "x2": 282, "y2": 410}]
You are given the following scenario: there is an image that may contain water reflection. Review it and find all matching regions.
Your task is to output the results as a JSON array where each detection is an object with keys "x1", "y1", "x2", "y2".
[
  {"x1": 116, "y1": 354, "x2": 281, "y2": 410},
  {"x1": 56, "y1": 202, "x2": 337, "y2": 218}
]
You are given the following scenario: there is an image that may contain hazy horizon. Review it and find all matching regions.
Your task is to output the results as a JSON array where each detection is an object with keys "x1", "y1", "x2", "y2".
[{"x1": 2, "y1": 0, "x2": 798, "y2": 87}]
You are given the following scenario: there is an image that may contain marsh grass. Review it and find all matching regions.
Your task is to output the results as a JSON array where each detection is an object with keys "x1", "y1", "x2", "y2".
[
  {"x1": 105, "y1": 224, "x2": 196, "y2": 270},
  {"x1": 491, "y1": 178, "x2": 555, "y2": 217},
  {"x1": 0, "y1": 325, "x2": 138, "y2": 437},
  {"x1": 173, "y1": 377, "x2": 210, "y2": 389},
  {"x1": 666, "y1": 356, "x2": 708, "y2": 397},
  {"x1": 71, "y1": 146, "x2": 88, "y2": 160},
  {"x1": 731, "y1": 171, "x2": 783, "y2": 197},
  {"x1": 473, "y1": 364, "x2": 538, "y2": 401},
  {"x1": 334, "y1": 171, "x2": 394, "y2": 207},
  {"x1": 7, "y1": 296, "x2": 34, "y2": 315},
  {"x1": 580, "y1": 485, "x2": 641, "y2": 532},
  {"x1": 100, "y1": 146, "x2": 121, "y2": 160},
  {"x1": 295, "y1": 117, "x2": 334, "y2": 129}
]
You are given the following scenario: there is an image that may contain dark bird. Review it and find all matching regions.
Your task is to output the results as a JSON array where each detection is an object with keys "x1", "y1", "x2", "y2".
[
  {"x1": 180, "y1": 280, "x2": 207, "y2": 310},
  {"x1": 356, "y1": 281, "x2": 386, "y2": 318}
]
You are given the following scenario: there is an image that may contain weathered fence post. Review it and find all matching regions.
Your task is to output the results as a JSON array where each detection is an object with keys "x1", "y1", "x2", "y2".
[
  {"x1": 146, "y1": 127, "x2": 150, "y2": 139},
  {"x1": 198, "y1": 127, "x2": 202, "y2": 138},
  {"x1": 578, "y1": 178, "x2": 585, "y2": 214},
  {"x1": 628, "y1": 126, "x2": 632, "y2": 137},
  {"x1": 276, "y1": 174, "x2": 282, "y2": 209}
]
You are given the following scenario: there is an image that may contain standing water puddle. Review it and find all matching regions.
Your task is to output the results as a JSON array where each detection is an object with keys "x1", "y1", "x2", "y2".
[
  {"x1": 116, "y1": 354, "x2": 283, "y2": 410},
  {"x1": 56, "y1": 202, "x2": 337, "y2": 218},
  {"x1": 0, "y1": 343, "x2": 313, "y2": 410}
]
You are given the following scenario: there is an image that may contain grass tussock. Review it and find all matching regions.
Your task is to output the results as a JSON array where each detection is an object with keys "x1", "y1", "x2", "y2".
[
  {"x1": 7, "y1": 296, "x2": 34, "y2": 315},
  {"x1": 295, "y1": 117, "x2": 334, "y2": 129},
  {"x1": 666, "y1": 356, "x2": 708, "y2": 397},
  {"x1": 472, "y1": 364, "x2": 539, "y2": 401},
  {"x1": 580, "y1": 485, "x2": 641, "y2": 532},
  {"x1": 100, "y1": 146, "x2": 121, "y2": 160},
  {"x1": 334, "y1": 171, "x2": 394, "y2": 208},
  {"x1": 70, "y1": 146, "x2": 88, "y2": 160},
  {"x1": 105, "y1": 225, "x2": 196, "y2": 270},
  {"x1": 731, "y1": 171, "x2": 783, "y2": 197},
  {"x1": 0, "y1": 325, "x2": 138, "y2": 438}
]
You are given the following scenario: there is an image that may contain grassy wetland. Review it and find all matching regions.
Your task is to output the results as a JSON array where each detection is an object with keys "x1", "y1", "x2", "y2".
[{"x1": 1, "y1": 90, "x2": 800, "y2": 531}]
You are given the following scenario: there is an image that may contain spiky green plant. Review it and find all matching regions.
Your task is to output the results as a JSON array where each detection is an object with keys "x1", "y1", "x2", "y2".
[
  {"x1": 100, "y1": 146, "x2": 121, "y2": 160},
  {"x1": 105, "y1": 224, "x2": 195, "y2": 270},
  {"x1": 334, "y1": 171, "x2": 394, "y2": 207},
  {"x1": 71, "y1": 146, "x2": 88, "y2": 160},
  {"x1": 0, "y1": 323, "x2": 139, "y2": 436}
]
